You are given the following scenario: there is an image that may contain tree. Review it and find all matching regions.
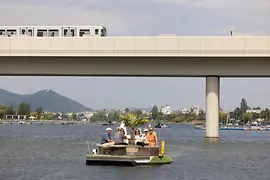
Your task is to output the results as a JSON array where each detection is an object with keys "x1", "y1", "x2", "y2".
[
  {"x1": 90, "y1": 111, "x2": 107, "y2": 122},
  {"x1": 36, "y1": 106, "x2": 43, "y2": 120},
  {"x1": 240, "y1": 98, "x2": 248, "y2": 116},
  {"x1": 125, "y1": 108, "x2": 129, "y2": 113},
  {"x1": 17, "y1": 102, "x2": 31, "y2": 116},
  {"x1": 130, "y1": 109, "x2": 143, "y2": 116},
  {"x1": 243, "y1": 113, "x2": 252, "y2": 124},
  {"x1": 265, "y1": 108, "x2": 269, "y2": 122},
  {"x1": 72, "y1": 113, "x2": 77, "y2": 121},
  {"x1": 197, "y1": 110, "x2": 205, "y2": 121},
  {"x1": 151, "y1": 105, "x2": 159, "y2": 120},
  {"x1": 166, "y1": 113, "x2": 177, "y2": 121},
  {"x1": 229, "y1": 111, "x2": 234, "y2": 120},
  {"x1": 186, "y1": 112, "x2": 197, "y2": 122},
  {"x1": 120, "y1": 113, "x2": 148, "y2": 145},
  {"x1": 5, "y1": 106, "x2": 15, "y2": 115},
  {"x1": 220, "y1": 112, "x2": 227, "y2": 124},
  {"x1": 233, "y1": 107, "x2": 241, "y2": 120},
  {"x1": 43, "y1": 114, "x2": 53, "y2": 120},
  {"x1": 107, "y1": 111, "x2": 120, "y2": 122}
]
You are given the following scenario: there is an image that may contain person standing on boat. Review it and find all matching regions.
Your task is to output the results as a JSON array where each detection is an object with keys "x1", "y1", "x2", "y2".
[
  {"x1": 101, "y1": 127, "x2": 114, "y2": 145},
  {"x1": 114, "y1": 127, "x2": 128, "y2": 145},
  {"x1": 145, "y1": 127, "x2": 158, "y2": 146}
]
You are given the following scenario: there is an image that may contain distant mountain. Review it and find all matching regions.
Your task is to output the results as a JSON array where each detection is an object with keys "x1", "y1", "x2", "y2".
[{"x1": 0, "y1": 89, "x2": 92, "y2": 112}]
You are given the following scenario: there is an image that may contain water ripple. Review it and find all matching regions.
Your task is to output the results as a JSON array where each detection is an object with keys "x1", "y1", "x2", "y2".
[{"x1": 1, "y1": 124, "x2": 270, "y2": 180}]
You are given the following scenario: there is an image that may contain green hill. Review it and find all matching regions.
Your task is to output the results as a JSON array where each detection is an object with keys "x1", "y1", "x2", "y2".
[{"x1": 0, "y1": 89, "x2": 92, "y2": 112}]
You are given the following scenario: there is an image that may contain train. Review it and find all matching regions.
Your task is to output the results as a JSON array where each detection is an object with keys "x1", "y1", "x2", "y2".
[{"x1": 0, "y1": 25, "x2": 107, "y2": 37}]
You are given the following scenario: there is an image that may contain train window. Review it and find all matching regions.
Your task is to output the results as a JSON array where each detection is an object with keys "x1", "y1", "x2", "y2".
[
  {"x1": 28, "y1": 29, "x2": 33, "y2": 36},
  {"x1": 101, "y1": 29, "x2": 104, "y2": 36},
  {"x1": 79, "y1": 29, "x2": 90, "y2": 37},
  {"x1": 101, "y1": 27, "x2": 107, "y2": 36},
  {"x1": 7, "y1": 30, "x2": 17, "y2": 36},
  {"x1": 0, "y1": 30, "x2": 5, "y2": 36},
  {"x1": 37, "y1": 30, "x2": 47, "y2": 37},
  {"x1": 95, "y1": 29, "x2": 99, "y2": 35},
  {"x1": 49, "y1": 29, "x2": 59, "y2": 37},
  {"x1": 71, "y1": 29, "x2": 75, "y2": 37},
  {"x1": 63, "y1": 29, "x2": 68, "y2": 37}
]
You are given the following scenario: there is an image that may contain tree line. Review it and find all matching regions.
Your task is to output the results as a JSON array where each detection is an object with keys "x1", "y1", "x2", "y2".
[
  {"x1": 227, "y1": 98, "x2": 270, "y2": 124},
  {"x1": 0, "y1": 102, "x2": 31, "y2": 119},
  {"x1": 90, "y1": 106, "x2": 205, "y2": 123},
  {"x1": 91, "y1": 98, "x2": 270, "y2": 124},
  {"x1": 0, "y1": 102, "x2": 52, "y2": 120},
  {"x1": 1, "y1": 98, "x2": 268, "y2": 124}
]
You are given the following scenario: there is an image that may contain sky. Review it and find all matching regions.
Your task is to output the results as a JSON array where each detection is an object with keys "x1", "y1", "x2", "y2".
[{"x1": 0, "y1": 0, "x2": 270, "y2": 111}]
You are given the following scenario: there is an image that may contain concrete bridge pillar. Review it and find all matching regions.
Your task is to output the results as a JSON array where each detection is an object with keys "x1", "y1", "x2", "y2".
[{"x1": 206, "y1": 76, "x2": 220, "y2": 138}]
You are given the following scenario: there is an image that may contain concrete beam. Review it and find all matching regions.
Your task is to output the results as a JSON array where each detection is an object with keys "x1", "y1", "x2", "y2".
[{"x1": 1, "y1": 57, "x2": 270, "y2": 76}]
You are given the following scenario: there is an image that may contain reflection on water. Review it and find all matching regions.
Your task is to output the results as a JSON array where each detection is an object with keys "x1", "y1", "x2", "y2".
[{"x1": 1, "y1": 124, "x2": 270, "y2": 180}]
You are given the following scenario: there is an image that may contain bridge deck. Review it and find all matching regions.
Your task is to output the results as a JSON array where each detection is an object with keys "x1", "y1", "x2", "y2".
[{"x1": 0, "y1": 36, "x2": 270, "y2": 57}]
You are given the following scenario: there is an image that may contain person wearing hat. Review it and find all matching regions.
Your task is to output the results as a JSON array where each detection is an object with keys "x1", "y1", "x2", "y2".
[
  {"x1": 101, "y1": 127, "x2": 114, "y2": 145},
  {"x1": 141, "y1": 128, "x2": 148, "y2": 142}
]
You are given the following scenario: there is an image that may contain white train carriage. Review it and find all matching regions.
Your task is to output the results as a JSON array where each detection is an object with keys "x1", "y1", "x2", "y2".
[{"x1": 0, "y1": 25, "x2": 107, "y2": 37}]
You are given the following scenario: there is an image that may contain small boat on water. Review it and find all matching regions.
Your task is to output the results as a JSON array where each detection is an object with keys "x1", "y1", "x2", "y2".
[
  {"x1": 154, "y1": 122, "x2": 169, "y2": 128},
  {"x1": 61, "y1": 122, "x2": 75, "y2": 125},
  {"x1": 194, "y1": 124, "x2": 205, "y2": 129},
  {"x1": 102, "y1": 121, "x2": 116, "y2": 126},
  {"x1": 86, "y1": 121, "x2": 173, "y2": 166}
]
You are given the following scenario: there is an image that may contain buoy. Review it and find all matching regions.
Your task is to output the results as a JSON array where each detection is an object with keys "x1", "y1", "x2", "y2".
[{"x1": 161, "y1": 140, "x2": 165, "y2": 155}]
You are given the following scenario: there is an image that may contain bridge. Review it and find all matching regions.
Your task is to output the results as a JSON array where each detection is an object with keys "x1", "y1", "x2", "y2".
[{"x1": 1, "y1": 35, "x2": 270, "y2": 139}]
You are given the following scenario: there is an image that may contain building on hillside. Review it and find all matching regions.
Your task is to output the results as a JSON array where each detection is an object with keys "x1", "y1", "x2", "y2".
[
  {"x1": 181, "y1": 108, "x2": 189, "y2": 114},
  {"x1": 82, "y1": 112, "x2": 95, "y2": 120},
  {"x1": 181, "y1": 106, "x2": 204, "y2": 115},
  {"x1": 190, "y1": 106, "x2": 200, "y2": 115},
  {"x1": 160, "y1": 105, "x2": 172, "y2": 115},
  {"x1": 246, "y1": 109, "x2": 262, "y2": 114}
]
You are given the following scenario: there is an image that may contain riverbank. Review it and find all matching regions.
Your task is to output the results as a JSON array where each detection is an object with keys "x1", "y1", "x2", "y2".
[{"x1": 0, "y1": 120, "x2": 206, "y2": 125}]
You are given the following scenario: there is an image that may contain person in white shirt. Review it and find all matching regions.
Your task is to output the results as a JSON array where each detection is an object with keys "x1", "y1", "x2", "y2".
[
  {"x1": 135, "y1": 129, "x2": 142, "y2": 144},
  {"x1": 141, "y1": 128, "x2": 148, "y2": 141}
]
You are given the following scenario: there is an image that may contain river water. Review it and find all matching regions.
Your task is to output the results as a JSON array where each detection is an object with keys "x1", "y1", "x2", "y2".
[{"x1": 1, "y1": 124, "x2": 270, "y2": 180}]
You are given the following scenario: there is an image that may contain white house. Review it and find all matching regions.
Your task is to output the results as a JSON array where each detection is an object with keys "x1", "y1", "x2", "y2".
[{"x1": 160, "y1": 105, "x2": 172, "y2": 115}]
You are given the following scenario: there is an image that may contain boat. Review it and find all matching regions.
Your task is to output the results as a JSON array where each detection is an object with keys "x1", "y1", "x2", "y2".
[
  {"x1": 86, "y1": 121, "x2": 173, "y2": 166},
  {"x1": 194, "y1": 124, "x2": 205, "y2": 129},
  {"x1": 61, "y1": 122, "x2": 75, "y2": 125},
  {"x1": 154, "y1": 122, "x2": 169, "y2": 128},
  {"x1": 102, "y1": 121, "x2": 115, "y2": 126},
  {"x1": 86, "y1": 141, "x2": 173, "y2": 166}
]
